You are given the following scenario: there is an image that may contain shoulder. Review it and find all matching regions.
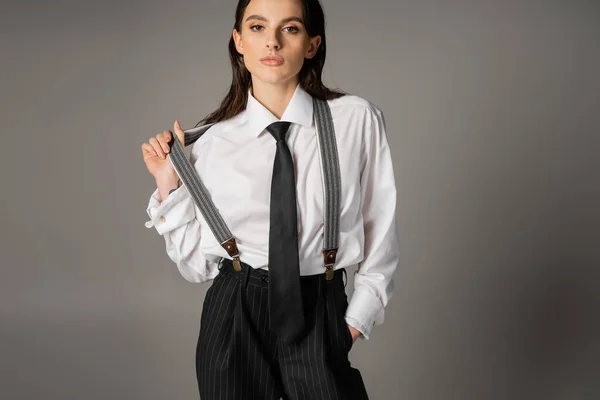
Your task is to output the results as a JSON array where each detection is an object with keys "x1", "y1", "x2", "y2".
[
  {"x1": 326, "y1": 93, "x2": 384, "y2": 120},
  {"x1": 325, "y1": 94, "x2": 387, "y2": 142},
  {"x1": 191, "y1": 111, "x2": 246, "y2": 147}
]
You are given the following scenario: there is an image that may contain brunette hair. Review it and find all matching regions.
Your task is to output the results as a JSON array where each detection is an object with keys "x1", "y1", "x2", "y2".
[{"x1": 196, "y1": 0, "x2": 346, "y2": 127}]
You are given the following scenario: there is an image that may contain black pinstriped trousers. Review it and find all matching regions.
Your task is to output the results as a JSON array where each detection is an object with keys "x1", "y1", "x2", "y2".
[{"x1": 195, "y1": 258, "x2": 369, "y2": 400}]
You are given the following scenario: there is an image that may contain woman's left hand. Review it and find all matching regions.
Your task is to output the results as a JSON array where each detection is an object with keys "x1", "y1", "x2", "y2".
[{"x1": 348, "y1": 324, "x2": 361, "y2": 344}]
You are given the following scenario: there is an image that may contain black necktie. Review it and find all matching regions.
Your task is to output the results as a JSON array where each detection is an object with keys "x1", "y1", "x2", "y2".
[{"x1": 266, "y1": 121, "x2": 305, "y2": 343}]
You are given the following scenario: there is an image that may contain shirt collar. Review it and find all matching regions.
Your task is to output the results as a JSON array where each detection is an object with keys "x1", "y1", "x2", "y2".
[{"x1": 244, "y1": 82, "x2": 314, "y2": 137}]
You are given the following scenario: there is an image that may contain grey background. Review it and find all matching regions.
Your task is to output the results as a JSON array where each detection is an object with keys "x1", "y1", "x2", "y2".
[{"x1": 1, "y1": 0, "x2": 599, "y2": 399}]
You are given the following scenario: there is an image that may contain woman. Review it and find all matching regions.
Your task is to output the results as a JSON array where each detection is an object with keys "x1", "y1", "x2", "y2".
[{"x1": 141, "y1": 0, "x2": 399, "y2": 399}]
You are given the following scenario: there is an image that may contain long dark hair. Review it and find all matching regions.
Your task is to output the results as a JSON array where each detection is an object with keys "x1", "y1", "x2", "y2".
[{"x1": 196, "y1": 0, "x2": 346, "y2": 127}]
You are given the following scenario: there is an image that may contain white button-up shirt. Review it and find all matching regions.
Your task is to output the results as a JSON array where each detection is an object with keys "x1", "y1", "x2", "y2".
[{"x1": 145, "y1": 83, "x2": 399, "y2": 340}]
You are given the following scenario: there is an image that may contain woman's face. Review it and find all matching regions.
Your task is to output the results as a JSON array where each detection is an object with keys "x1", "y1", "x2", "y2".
[{"x1": 232, "y1": 0, "x2": 321, "y2": 87}]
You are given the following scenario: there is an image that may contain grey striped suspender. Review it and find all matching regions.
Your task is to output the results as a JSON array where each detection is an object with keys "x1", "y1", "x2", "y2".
[
  {"x1": 312, "y1": 98, "x2": 342, "y2": 279},
  {"x1": 167, "y1": 97, "x2": 341, "y2": 280}
]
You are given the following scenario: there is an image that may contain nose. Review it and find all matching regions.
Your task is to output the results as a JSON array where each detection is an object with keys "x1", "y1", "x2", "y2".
[
  {"x1": 267, "y1": 42, "x2": 280, "y2": 51},
  {"x1": 266, "y1": 32, "x2": 281, "y2": 50}
]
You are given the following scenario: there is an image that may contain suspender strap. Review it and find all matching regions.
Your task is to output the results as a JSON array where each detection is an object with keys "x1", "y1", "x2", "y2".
[
  {"x1": 168, "y1": 122, "x2": 243, "y2": 270},
  {"x1": 168, "y1": 97, "x2": 341, "y2": 279},
  {"x1": 312, "y1": 98, "x2": 341, "y2": 279}
]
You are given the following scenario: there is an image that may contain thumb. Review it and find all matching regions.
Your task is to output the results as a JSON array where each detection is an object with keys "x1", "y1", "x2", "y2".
[{"x1": 173, "y1": 119, "x2": 184, "y2": 147}]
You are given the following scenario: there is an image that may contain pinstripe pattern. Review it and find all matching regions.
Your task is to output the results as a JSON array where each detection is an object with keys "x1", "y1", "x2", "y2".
[
  {"x1": 313, "y1": 97, "x2": 341, "y2": 250},
  {"x1": 170, "y1": 122, "x2": 233, "y2": 242},
  {"x1": 184, "y1": 123, "x2": 215, "y2": 147},
  {"x1": 196, "y1": 258, "x2": 369, "y2": 400}
]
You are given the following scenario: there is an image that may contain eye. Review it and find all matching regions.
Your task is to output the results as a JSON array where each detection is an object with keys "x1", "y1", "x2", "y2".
[
  {"x1": 283, "y1": 26, "x2": 300, "y2": 33},
  {"x1": 250, "y1": 24, "x2": 264, "y2": 32}
]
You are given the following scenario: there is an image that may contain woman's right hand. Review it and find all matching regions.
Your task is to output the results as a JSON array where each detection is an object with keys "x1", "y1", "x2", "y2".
[{"x1": 141, "y1": 120, "x2": 185, "y2": 181}]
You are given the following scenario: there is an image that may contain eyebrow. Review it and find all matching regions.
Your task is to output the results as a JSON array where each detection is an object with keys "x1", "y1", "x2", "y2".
[{"x1": 244, "y1": 14, "x2": 305, "y2": 25}]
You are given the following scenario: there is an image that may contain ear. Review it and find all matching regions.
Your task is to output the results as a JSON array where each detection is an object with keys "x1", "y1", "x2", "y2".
[
  {"x1": 305, "y1": 35, "x2": 322, "y2": 59},
  {"x1": 233, "y1": 28, "x2": 244, "y2": 55}
]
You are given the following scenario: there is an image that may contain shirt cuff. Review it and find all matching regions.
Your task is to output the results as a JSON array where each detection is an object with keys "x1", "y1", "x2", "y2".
[
  {"x1": 345, "y1": 316, "x2": 368, "y2": 340},
  {"x1": 144, "y1": 185, "x2": 196, "y2": 235},
  {"x1": 345, "y1": 287, "x2": 385, "y2": 340}
]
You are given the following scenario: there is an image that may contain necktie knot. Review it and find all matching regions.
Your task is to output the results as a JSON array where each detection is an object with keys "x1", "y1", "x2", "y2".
[{"x1": 266, "y1": 121, "x2": 292, "y2": 142}]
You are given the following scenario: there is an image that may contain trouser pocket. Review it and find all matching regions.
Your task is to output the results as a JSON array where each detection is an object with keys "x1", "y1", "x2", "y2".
[{"x1": 325, "y1": 278, "x2": 353, "y2": 365}]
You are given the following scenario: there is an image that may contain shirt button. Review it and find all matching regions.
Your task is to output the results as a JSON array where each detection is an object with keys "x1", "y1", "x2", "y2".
[{"x1": 160, "y1": 216, "x2": 166, "y2": 223}]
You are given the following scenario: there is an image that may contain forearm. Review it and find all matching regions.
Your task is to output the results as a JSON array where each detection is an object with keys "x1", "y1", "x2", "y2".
[
  {"x1": 155, "y1": 170, "x2": 181, "y2": 203},
  {"x1": 145, "y1": 183, "x2": 216, "y2": 283}
]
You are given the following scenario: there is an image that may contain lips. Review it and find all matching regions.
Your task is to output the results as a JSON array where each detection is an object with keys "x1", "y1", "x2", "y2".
[{"x1": 260, "y1": 55, "x2": 284, "y2": 65}]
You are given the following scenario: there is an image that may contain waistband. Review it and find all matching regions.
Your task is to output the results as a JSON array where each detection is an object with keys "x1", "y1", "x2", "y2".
[{"x1": 218, "y1": 257, "x2": 347, "y2": 288}]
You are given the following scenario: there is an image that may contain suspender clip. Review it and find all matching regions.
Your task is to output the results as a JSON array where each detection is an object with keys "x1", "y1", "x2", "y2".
[
  {"x1": 232, "y1": 256, "x2": 242, "y2": 272},
  {"x1": 325, "y1": 266, "x2": 334, "y2": 281},
  {"x1": 323, "y1": 248, "x2": 338, "y2": 281},
  {"x1": 221, "y1": 237, "x2": 242, "y2": 272}
]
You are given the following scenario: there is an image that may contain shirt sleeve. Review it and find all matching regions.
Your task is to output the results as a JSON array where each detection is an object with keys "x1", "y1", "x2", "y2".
[
  {"x1": 144, "y1": 157, "x2": 218, "y2": 283},
  {"x1": 344, "y1": 107, "x2": 400, "y2": 340}
]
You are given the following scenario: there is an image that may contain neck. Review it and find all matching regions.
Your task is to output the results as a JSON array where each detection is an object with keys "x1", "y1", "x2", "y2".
[{"x1": 250, "y1": 77, "x2": 299, "y2": 119}]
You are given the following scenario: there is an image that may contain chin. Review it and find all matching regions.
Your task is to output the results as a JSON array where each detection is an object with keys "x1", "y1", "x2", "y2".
[
  {"x1": 254, "y1": 72, "x2": 299, "y2": 86},
  {"x1": 247, "y1": 64, "x2": 301, "y2": 85}
]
